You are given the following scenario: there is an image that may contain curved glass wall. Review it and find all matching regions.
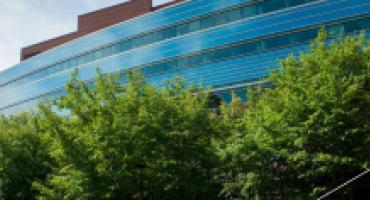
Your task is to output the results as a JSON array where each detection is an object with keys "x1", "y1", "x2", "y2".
[
  {"x1": 0, "y1": 0, "x2": 316, "y2": 91},
  {"x1": 1, "y1": 0, "x2": 370, "y2": 115},
  {"x1": 2, "y1": 14, "x2": 370, "y2": 115}
]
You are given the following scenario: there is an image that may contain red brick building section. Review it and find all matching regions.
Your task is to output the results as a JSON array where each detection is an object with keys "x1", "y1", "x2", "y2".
[{"x1": 21, "y1": 0, "x2": 184, "y2": 61}]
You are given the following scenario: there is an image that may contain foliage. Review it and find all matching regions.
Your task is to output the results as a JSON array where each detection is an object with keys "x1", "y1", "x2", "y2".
[
  {"x1": 1, "y1": 32, "x2": 370, "y2": 200},
  {"x1": 0, "y1": 113, "x2": 52, "y2": 200},
  {"x1": 34, "y1": 71, "x2": 222, "y2": 200},
  {"x1": 221, "y1": 31, "x2": 370, "y2": 199}
]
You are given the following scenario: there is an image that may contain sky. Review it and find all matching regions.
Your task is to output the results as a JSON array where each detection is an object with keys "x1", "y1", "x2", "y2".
[{"x1": 0, "y1": 0, "x2": 173, "y2": 72}]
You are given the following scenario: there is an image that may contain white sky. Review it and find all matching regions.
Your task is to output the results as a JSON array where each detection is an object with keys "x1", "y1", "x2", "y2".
[{"x1": 0, "y1": 0, "x2": 174, "y2": 72}]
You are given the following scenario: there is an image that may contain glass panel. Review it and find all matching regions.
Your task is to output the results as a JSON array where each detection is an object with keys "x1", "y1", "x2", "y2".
[
  {"x1": 177, "y1": 23, "x2": 190, "y2": 36},
  {"x1": 214, "y1": 12, "x2": 229, "y2": 26},
  {"x1": 202, "y1": 50, "x2": 216, "y2": 63},
  {"x1": 177, "y1": 58, "x2": 188, "y2": 69},
  {"x1": 112, "y1": 44, "x2": 121, "y2": 54},
  {"x1": 102, "y1": 47, "x2": 112, "y2": 57},
  {"x1": 135, "y1": 34, "x2": 153, "y2": 47},
  {"x1": 161, "y1": 26, "x2": 176, "y2": 40},
  {"x1": 286, "y1": 0, "x2": 310, "y2": 7},
  {"x1": 152, "y1": 63, "x2": 166, "y2": 74},
  {"x1": 188, "y1": 20, "x2": 201, "y2": 32},
  {"x1": 69, "y1": 59, "x2": 77, "y2": 68},
  {"x1": 215, "y1": 47, "x2": 232, "y2": 60},
  {"x1": 228, "y1": 8, "x2": 243, "y2": 22},
  {"x1": 328, "y1": 24, "x2": 344, "y2": 36},
  {"x1": 152, "y1": 31, "x2": 162, "y2": 42},
  {"x1": 232, "y1": 42, "x2": 260, "y2": 55},
  {"x1": 201, "y1": 16, "x2": 215, "y2": 29},
  {"x1": 357, "y1": 18, "x2": 370, "y2": 30},
  {"x1": 293, "y1": 29, "x2": 318, "y2": 43},
  {"x1": 77, "y1": 56, "x2": 85, "y2": 65},
  {"x1": 187, "y1": 54, "x2": 203, "y2": 66},
  {"x1": 55, "y1": 64, "x2": 63, "y2": 72},
  {"x1": 242, "y1": 5, "x2": 258, "y2": 18},
  {"x1": 51, "y1": 64, "x2": 58, "y2": 72},
  {"x1": 262, "y1": 0, "x2": 286, "y2": 13},
  {"x1": 143, "y1": 34, "x2": 154, "y2": 45},
  {"x1": 62, "y1": 61, "x2": 70, "y2": 70},
  {"x1": 161, "y1": 62, "x2": 172, "y2": 72},
  {"x1": 132, "y1": 38, "x2": 143, "y2": 48},
  {"x1": 142, "y1": 67, "x2": 152, "y2": 76},
  {"x1": 85, "y1": 52, "x2": 95, "y2": 62},
  {"x1": 165, "y1": 60, "x2": 178, "y2": 71},
  {"x1": 95, "y1": 49, "x2": 104, "y2": 59},
  {"x1": 120, "y1": 41, "x2": 132, "y2": 52},
  {"x1": 264, "y1": 35, "x2": 291, "y2": 49}
]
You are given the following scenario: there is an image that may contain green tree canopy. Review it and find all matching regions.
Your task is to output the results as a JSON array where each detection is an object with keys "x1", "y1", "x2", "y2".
[
  {"x1": 0, "y1": 113, "x2": 52, "y2": 200},
  {"x1": 221, "y1": 32, "x2": 370, "y2": 199},
  {"x1": 34, "y1": 71, "x2": 222, "y2": 200},
  {"x1": 1, "y1": 32, "x2": 370, "y2": 200}
]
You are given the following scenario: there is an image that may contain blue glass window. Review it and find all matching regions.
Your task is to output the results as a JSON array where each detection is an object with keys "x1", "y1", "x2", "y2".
[
  {"x1": 264, "y1": 35, "x2": 291, "y2": 49},
  {"x1": 177, "y1": 23, "x2": 190, "y2": 36},
  {"x1": 262, "y1": 0, "x2": 286, "y2": 13},
  {"x1": 77, "y1": 56, "x2": 85, "y2": 66},
  {"x1": 55, "y1": 64, "x2": 63, "y2": 72},
  {"x1": 187, "y1": 54, "x2": 203, "y2": 66},
  {"x1": 153, "y1": 63, "x2": 167, "y2": 74},
  {"x1": 177, "y1": 57, "x2": 188, "y2": 69},
  {"x1": 69, "y1": 59, "x2": 77, "y2": 69},
  {"x1": 214, "y1": 12, "x2": 229, "y2": 26},
  {"x1": 132, "y1": 37, "x2": 142, "y2": 47},
  {"x1": 215, "y1": 47, "x2": 232, "y2": 60},
  {"x1": 293, "y1": 29, "x2": 318, "y2": 43},
  {"x1": 102, "y1": 47, "x2": 112, "y2": 57},
  {"x1": 228, "y1": 9, "x2": 243, "y2": 22},
  {"x1": 285, "y1": 0, "x2": 310, "y2": 7},
  {"x1": 86, "y1": 52, "x2": 95, "y2": 62},
  {"x1": 328, "y1": 24, "x2": 344, "y2": 36},
  {"x1": 62, "y1": 62, "x2": 70, "y2": 70},
  {"x1": 202, "y1": 50, "x2": 216, "y2": 63},
  {"x1": 94, "y1": 49, "x2": 104, "y2": 60},
  {"x1": 120, "y1": 40, "x2": 132, "y2": 52},
  {"x1": 232, "y1": 42, "x2": 260, "y2": 55},
  {"x1": 188, "y1": 20, "x2": 201, "y2": 32},
  {"x1": 161, "y1": 26, "x2": 176, "y2": 40},
  {"x1": 112, "y1": 44, "x2": 121, "y2": 54},
  {"x1": 360, "y1": 18, "x2": 370, "y2": 30},
  {"x1": 165, "y1": 60, "x2": 178, "y2": 71},
  {"x1": 142, "y1": 34, "x2": 154, "y2": 45},
  {"x1": 201, "y1": 16, "x2": 215, "y2": 29},
  {"x1": 242, "y1": 5, "x2": 258, "y2": 18},
  {"x1": 142, "y1": 67, "x2": 152, "y2": 76}
]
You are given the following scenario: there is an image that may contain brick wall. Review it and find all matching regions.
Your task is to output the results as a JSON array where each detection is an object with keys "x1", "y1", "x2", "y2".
[
  {"x1": 78, "y1": 0, "x2": 151, "y2": 34},
  {"x1": 21, "y1": 32, "x2": 82, "y2": 60}
]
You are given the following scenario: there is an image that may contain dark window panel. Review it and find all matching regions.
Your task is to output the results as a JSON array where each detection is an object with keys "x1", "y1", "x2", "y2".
[
  {"x1": 201, "y1": 16, "x2": 215, "y2": 29},
  {"x1": 188, "y1": 20, "x2": 201, "y2": 32},
  {"x1": 228, "y1": 8, "x2": 243, "y2": 22}
]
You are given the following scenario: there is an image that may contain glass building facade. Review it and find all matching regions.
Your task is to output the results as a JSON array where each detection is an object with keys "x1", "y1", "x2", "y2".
[{"x1": 1, "y1": 0, "x2": 370, "y2": 115}]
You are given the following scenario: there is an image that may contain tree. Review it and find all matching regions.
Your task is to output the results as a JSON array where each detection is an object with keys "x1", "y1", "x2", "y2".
[
  {"x1": 35, "y1": 71, "x2": 223, "y2": 200},
  {"x1": 0, "y1": 113, "x2": 52, "y2": 200},
  {"x1": 221, "y1": 32, "x2": 370, "y2": 199}
]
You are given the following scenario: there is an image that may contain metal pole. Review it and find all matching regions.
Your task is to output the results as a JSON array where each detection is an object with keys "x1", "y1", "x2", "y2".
[{"x1": 317, "y1": 168, "x2": 370, "y2": 200}]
